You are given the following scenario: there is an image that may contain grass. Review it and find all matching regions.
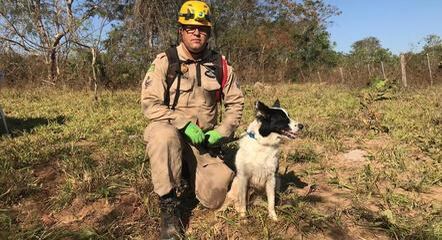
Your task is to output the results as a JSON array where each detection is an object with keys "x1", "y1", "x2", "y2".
[{"x1": 0, "y1": 83, "x2": 441, "y2": 239}]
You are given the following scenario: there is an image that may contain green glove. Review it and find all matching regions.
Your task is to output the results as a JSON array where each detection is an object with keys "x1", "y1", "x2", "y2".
[
  {"x1": 183, "y1": 122, "x2": 204, "y2": 145},
  {"x1": 205, "y1": 130, "x2": 223, "y2": 146}
]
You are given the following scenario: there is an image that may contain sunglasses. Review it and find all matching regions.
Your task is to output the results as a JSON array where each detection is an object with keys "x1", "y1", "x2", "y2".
[{"x1": 182, "y1": 26, "x2": 211, "y2": 35}]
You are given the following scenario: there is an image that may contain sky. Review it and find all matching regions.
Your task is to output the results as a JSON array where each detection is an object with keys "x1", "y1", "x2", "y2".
[{"x1": 325, "y1": 0, "x2": 442, "y2": 54}]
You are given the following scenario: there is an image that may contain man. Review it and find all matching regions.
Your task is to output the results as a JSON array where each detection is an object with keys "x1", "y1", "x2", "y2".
[{"x1": 141, "y1": 1, "x2": 244, "y2": 239}]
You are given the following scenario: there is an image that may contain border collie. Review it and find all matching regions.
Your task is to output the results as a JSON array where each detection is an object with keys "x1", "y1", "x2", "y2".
[{"x1": 220, "y1": 100, "x2": 303, "y2": 221}]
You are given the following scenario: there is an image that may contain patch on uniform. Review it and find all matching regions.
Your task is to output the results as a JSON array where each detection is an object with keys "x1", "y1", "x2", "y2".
[
  {"x1": 204, "y1": 68, "x2": 216, "y2": 79},
  {"x1": 181, "y1": 72, "x2": 189, "y2": 80},
  {"x1": 147, "y1": 64, "x2": 155, "y2": 73},
  {"x1": 181, "y1": 63, "x2": 189, "y2": 74}
]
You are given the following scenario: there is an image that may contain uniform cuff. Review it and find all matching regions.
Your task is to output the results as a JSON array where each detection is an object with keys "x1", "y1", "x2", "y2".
[{"x1": 215, "y1": 124, "x2": 232, "y2": 138}]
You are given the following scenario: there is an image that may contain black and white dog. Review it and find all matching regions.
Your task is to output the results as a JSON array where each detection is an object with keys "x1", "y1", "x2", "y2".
[{"x1": 220, "y1": 100, "x2": 303, "y2": 221}]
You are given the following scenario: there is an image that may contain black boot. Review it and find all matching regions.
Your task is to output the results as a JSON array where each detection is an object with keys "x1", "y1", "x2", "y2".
[{"x1": 159, "y1": 191, "x2": 183, "y2": 240}]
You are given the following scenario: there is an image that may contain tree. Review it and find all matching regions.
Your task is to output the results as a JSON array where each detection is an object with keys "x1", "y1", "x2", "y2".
[
  {"x1": 422, "y1": 34, "x2": 442, "y2": 52},
  {"x1": 349, "y1": 37, "x2": 394, "y2": 64},
  {"x1": 421, "y1": 34, "x2": 442, "y2": 72},
  {"x1": 422, "y1": 34, "x2": 442, "y2": 64},
  {"x1": 209, "y1": 0, "x2": 340, "y2": 81},
  {"x1": 0, "y1": 0, "x2": 102, "y2": 83},
  {"x1": 68, "y1": 1, "x2": 132, "y2": 96},
  {"x1": 133, "y1": 0, "x2": 184, "y2": 52}
]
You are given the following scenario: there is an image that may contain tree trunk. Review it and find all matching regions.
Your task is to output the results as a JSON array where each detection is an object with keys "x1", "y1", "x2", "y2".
[
  {"x1": 48, "y1": 32, "x2": 65, "y2": 82},
  {"x1": 50, "y1": 47, "x2": 58, "y2": 82},
  {"x1": 91, "y1": 48, "x2": 99, "y2": 101}
]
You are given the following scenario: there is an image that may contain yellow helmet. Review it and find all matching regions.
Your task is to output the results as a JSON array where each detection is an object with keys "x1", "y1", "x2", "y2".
[{"x1": 178, "y1": 1, "x2": 212, "y2": 27}]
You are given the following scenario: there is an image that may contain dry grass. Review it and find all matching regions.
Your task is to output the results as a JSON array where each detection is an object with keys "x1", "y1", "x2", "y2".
[{"x1": 0, "y1": 83, "x2": 441, "y2": 239}]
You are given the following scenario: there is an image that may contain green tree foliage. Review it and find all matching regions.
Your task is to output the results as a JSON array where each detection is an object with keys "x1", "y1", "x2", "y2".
[
  {"x1": 349, "y1": 37, "x2": 395, "y2": 64},
  {"x1": 2, "y1": 1, "x2": 440, "y2": 88},
  {"x1": 98, "y1": 0, "x2": 183, "y2": 87},
  {"x1": 208, "y1": 0, "x2": 341, "y2": 82},
  {"x1": 102, "y1": 24, "x2": 151, "y2": 88},
  {"x1": 0, "y1": 0, "x2": 341, "y2": 86},
  {"x1": 422, "y1": 34, "x2": 442, "y2": 53},
  {"x1": 422, "y1": 34, "x2": 442, "y2": 67}
]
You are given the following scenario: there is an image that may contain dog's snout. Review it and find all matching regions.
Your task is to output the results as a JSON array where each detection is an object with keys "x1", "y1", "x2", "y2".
[{"x1": 298, "y1": 124, "x2": 304, "y2": 130}]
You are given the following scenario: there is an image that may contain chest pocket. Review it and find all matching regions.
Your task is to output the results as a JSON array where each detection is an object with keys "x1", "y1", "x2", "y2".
[
  {"x1": 169, "y1": 76, "x2": 194, "y2": 107},
  {"x1": 201, "y1": 76, "x2": 220, "y2": 106}
]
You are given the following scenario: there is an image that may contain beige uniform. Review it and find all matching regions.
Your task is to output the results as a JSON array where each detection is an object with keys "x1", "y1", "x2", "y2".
[{"x1": 141, "y1": 43, "x2": 244, "y2": 209}]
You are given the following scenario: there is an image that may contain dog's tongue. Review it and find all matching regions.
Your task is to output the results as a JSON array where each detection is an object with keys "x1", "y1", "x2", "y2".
[{"x1": 282, "y1": 129, "x2": 297, "y2": 139}]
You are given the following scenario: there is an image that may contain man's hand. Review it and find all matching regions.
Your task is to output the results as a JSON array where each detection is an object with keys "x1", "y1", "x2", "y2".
[
  {"x1": 204, "y1": 130, "x2": 223, "y2": 146},
  {"x1": 183, "y1": 122, "x2": 205, "y2": 145}
]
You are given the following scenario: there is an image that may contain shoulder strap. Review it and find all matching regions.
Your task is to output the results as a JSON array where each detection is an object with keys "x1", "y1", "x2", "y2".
[
  {"x1": 221, "y1": 56, "x2": 228, "y2": 91},
  {"x1": 215, "y1": 54, "x2": 228, "y2": 102},
  {"x1": 212, "y1": 52, "x2": 222, "y2": 87},
  {"x1": 164, "y1": 46, "x2": 181, "y2": 108}
]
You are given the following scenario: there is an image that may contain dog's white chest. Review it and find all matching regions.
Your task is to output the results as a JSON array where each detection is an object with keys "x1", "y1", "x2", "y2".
[{"x1": 235, "y1": 137, "x2": 279, "y2": 186}]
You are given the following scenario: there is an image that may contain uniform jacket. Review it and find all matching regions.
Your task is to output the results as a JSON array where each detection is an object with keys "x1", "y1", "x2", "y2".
[{"x1": 141, "y1": 43, "x2": 244, "y2": 137}]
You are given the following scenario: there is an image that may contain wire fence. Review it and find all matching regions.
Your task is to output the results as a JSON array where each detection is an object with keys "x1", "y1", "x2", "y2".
[
  {"x1": 299, "y1": 53, "x2": 442, "y2": 87},
  {"x1": 1, "y1": 52, "x2": 441, "y2": 89}
]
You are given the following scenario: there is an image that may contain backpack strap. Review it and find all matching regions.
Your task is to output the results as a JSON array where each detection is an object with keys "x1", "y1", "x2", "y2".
[{"x1": 164, "y1": 46, "x2": 181, "y2": 109}]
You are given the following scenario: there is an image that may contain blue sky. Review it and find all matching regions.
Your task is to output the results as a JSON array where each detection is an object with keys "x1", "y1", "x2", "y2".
[{"x1": 325, "y1": 0, "x2": 442, "y2": 54}]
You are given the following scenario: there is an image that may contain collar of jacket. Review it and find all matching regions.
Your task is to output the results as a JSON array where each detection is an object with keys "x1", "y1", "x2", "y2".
[{"x1": 177, "y1": 43, "x2": 211, "y2": 62}]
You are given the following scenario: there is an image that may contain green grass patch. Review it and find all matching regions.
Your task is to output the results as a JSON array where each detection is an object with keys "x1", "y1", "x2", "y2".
[{"x1": 0, "y1": 83, "x2": 440, "y2": 239}]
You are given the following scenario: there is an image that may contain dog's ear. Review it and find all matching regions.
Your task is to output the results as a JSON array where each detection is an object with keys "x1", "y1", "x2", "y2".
[
  {"x1": 256, "y1": 101, "x2": 270, "y2": 117},
  {"x1": 272, "y1": 99, "x2": 281, "y2": 108}
]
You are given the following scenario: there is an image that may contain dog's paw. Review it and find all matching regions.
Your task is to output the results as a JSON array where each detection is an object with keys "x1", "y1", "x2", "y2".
[
  {"x1": 269, "y1": 212, "x2": 278, "y2": 221},
  {"x1": 233, "y1": 202, "x2": 243, "y2": 212},
  {"x1": 239, "y1": 212, "x2": 249, "y2": 224}
]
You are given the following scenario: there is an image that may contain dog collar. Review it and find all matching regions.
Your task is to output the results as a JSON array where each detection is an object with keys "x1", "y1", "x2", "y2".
[{"x1": 247, "y1": 131, "x2": 256, "y2": 140}]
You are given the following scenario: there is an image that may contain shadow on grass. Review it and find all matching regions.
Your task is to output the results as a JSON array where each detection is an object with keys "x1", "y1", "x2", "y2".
[
  {"x1": 1, "y1": 115, "x2": 66, "y2": 137},
  {"x1": 344, "y1": 206, "x2": 438, "y2": 240},
  {"x1": 326, "y1": 225, "x2": 352, "y2": 240},
  {"x1": 280, "y1": 170, "x2": 308, "y2": 192},
  {"x1": 300, "y1": 194, "x2": 324, "y2": 204}
]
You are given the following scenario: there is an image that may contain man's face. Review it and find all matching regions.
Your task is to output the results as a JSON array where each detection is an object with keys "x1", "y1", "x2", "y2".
[{"x1": 180, "y1": 25, "x2": 211, "y2": 53}]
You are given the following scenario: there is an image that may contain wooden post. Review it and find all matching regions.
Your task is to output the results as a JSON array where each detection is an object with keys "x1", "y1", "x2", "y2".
[
  {"x1": 339, "y1": 67, "x2": 345, "y2": 83},
  {"x1": 317, "y1": 71, "x2": 322, "y2": 82},
  {"x1": 381, "y1": 61, "x2": 386, "y2": 79},
  {"x1": 348, "y1": 68, "x2": 354, "y2": 85},
  {"x1": 426, "y1": 53, "x2": 434, "y2": 86},
  {"x1": 284, "y1": 57, "x2": 289, "y2": 84},
  {"x1": 0, "y1": 70, "x2": 4, "y2": 84},
  {"x1": 400, "y1": 54, "x2": 407, "y2": 88},
  {"x1": 300, "y1": 69, "x2": 306, "y2": 82},
  {"x1": 367, "y1": 64, "x2": 372, "y2": 79}
]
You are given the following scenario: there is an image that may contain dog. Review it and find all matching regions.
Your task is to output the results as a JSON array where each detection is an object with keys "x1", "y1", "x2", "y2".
[{"x1": 220, "y1": 100, "x2": 303, "y2": 221}]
